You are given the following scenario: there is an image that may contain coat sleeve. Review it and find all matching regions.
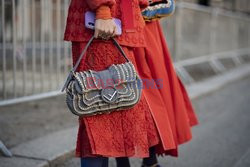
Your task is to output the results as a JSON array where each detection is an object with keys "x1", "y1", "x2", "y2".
[
  {"x1": 86, "y1": 0, "x2": 116, "y2": 10},
  {"x1": 96, "y1": 5, "x2": 112, "y2": 19}
]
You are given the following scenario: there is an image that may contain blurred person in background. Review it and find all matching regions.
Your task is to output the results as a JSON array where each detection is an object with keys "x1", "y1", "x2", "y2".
[{"x1": 116, "y1": 0, "x2": 199, "y2": 166}]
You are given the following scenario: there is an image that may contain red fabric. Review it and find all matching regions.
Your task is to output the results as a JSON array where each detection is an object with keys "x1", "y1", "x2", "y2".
[
  {"x1": 84, "y1": 0, "x2": 115, "y2": 10},
  {"x1": 64, "y1": 0, "x2": 147, "y2": 47},
  {"x1": 72, "y1": 41, "x2": 162, "y2": 158},
  {"x1": 139, "y1": 0, "x2": 150, "y2": 9},
  {"x1": 134, "y1": 21, "x2": 199, "y2": 157},
  {"x1": 120, "y1": 0, "x2": 135, "y2": 32}
]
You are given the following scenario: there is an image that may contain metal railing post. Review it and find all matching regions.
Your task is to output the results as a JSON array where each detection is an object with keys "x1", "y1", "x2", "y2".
[
  {"x1": 56, "y1": 0, "x2": 61, "y2": 87},
  {"x1": 209, "y1": 8, "x2": 219, "y2": 54},
  {"x1": 12, "y1": 0, "x2": 17, "y2": 98},
  {"x1": 40, "y1": 0, "x2": 45, "y2": 92},
  {"x1": 31, "y1": 0, "x2": 36, "y2": 94},
  {"x1": 22, "y1": 0, "x2": 27, "y2": 96},
  {"x1": 173, "y1": 1, "x2": 183, "y2": 62},
  {"x1": 1, "y1": 0, "x2": 7, "y2": 99}
]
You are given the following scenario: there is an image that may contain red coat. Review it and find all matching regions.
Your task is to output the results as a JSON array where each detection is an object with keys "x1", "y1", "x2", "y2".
[
  {"x1": 64, "y1": 0, "x2": 149, "y2": 47},
  {"x1": 134, "y1": 21, "x2": 199, "y2": 156}
]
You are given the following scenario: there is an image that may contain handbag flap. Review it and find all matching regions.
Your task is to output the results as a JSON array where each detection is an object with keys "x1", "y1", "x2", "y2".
[{"x1": 74, "y1": 62, "x2": 137, "y2": 93}]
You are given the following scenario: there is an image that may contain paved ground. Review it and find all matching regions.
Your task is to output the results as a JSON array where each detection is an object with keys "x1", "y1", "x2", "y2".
[
  {"x1": 56, "y1": 74, "x2": 250, "y2": 167},
  {"x1": 0, "y1": 95, "x2": 77, "y2": 148},
  {"x1": 1, "y1": 71, "x2": 250, "y2": 167}
]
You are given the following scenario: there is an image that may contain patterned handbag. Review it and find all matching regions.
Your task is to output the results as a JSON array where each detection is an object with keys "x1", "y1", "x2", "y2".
[
  {"x1": 142, "y1": 0, "x2": 175, "y2": 22},
  {"x1": 61, "y1": 36, "x2": 143, "y2": 117}
]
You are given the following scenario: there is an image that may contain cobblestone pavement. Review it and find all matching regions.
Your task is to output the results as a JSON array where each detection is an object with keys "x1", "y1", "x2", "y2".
[{"x1": 56, "y1": 75, "x2": 250, "y2": 167}]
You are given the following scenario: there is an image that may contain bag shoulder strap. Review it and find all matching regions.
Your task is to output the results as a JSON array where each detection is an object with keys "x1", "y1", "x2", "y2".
[
  {"x1": 61, "y1": 36, "x2": 130, "y2": 92},
  {"x1": 72, "y1": 36, "x2": 130, "y2": 73}
]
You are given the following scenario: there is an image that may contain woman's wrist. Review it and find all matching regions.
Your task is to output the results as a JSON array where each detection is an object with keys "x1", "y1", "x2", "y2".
[
  {"x1": 94, "y1": 5, "x2": 116, "y2": 39},
  {"x1": 96, "y1": 5, "x2": 112, "y2": 20}
]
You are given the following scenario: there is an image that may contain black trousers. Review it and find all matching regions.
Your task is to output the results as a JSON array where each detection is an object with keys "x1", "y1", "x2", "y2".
[
  {"x1": 80, "y1": 147, "x2": 157, "y2": 167},
  {"x1": 81, "y1": 157, "x2": 108, "y2": 167},
  {"x1": 116, "y1": 147, "x2": 158, "y2": 167}
]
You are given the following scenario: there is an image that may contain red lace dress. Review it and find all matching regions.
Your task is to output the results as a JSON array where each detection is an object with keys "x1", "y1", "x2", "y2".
[{"x1": 72, "y1": 41, "x2": 160, "y2": 158}]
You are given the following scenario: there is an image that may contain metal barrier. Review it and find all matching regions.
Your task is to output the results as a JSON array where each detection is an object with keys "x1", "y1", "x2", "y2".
[
  {"x1": 0, "y1": 0, "x2": 71, "y2": 104},
  {"x1": 0, "y1": 1, "x2": 250, "y2": 106},
  {"x1": 161, "y1": 2, "x2": 250, "y2": 61},
  {"x1": 174, "y1": 48, "x2": 250, "y2": 85}
]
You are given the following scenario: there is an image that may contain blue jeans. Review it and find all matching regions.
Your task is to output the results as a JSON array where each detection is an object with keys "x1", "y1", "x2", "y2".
[{"x1": 80, "y1": 157, "x2": 108, "y2": 167}]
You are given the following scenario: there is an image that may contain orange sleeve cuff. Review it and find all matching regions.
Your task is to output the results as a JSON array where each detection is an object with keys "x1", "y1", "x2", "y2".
[{"x1": 96, "y1": 5, "x2": 112, "y2": 20}]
